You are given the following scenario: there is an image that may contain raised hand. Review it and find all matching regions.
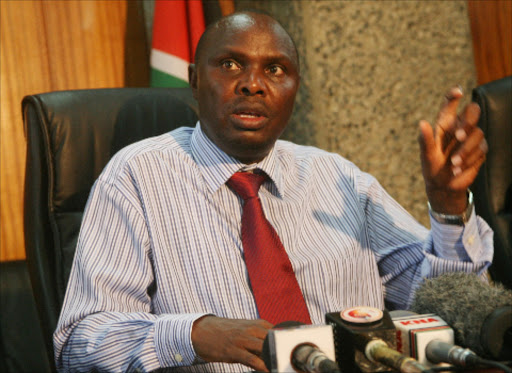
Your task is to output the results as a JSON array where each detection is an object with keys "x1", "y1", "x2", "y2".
[{"x1": 418, "y1": 86, "x2": 488, "y2": 215}]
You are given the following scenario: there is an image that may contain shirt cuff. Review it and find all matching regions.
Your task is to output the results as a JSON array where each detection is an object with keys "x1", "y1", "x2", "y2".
[
  {"x1": 154, "y1": 313, "x2": 210, "y2": 368},
  {"x1": 429, "y1": 207, "x2": 488, "y2": 263}
]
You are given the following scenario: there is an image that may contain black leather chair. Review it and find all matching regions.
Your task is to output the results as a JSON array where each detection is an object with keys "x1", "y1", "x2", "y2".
[
  {"x1": 471, "y1": 75, "x2": 512, "y2": 289},
  {"x1": 22, "y1": 87, "x2": 198, "y2": 369},
  {"x1": 0, "y1": 260, "x2": 51, "y2": 373}
]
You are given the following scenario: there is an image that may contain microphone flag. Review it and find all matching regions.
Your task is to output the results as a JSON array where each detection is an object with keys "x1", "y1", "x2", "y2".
[{"x1": 392, "y1": 313, "x2": 454, "y2": 366}]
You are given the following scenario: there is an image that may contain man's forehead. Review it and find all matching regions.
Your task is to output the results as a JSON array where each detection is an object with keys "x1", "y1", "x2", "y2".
[
  {"x1": 195, "y1": 11, "x2": 299, "y2": 68},
  {"x1": 221, "y1": 13, "x2": 258, "y2": 31},
  {"x1": 215, "y1": 12, "x2": 287, "y2": 42},
  {"x1": 210, "y1": 13, "x2": 295, "y2": 56}
]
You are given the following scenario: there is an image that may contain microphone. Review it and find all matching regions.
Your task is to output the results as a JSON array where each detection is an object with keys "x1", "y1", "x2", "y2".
[
  {"x1": 326, "y1": 307, "x2": 428, "y2": 373},
  {"x1": 411, "y1": 271, "x2": 512, "y2": 360},
  {"x1": 262, "y1": 321, "x2": 340, "y2": 373},
  {"x1": 391, "y1": 311, "x2": 512, "y2": 373},
  {"x1": 424, "y1": 339, "x2": 480, "y2": 367},
  {"x1": 390, "y1": 311, "x2": 455, "y2": 366},
  {"x1": 364, "y1": 339, "x2": 428, "y2": 373},
  {"x1": 291, "y1": 344, "x2": 341, "y2": 373}
]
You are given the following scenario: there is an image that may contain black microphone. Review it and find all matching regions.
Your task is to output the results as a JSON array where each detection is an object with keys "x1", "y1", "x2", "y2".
[
  {"x1": 326, "y1": 307, "x2": 428, "y2": 373},
  {"x1": 411, "y1": 271, "x2": 512, "y2": 360},
  {"x1": 262, "y1": 321, "x2": 341, "y2": 373}
]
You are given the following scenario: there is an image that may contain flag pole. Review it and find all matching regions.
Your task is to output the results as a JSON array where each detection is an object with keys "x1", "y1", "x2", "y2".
[{"x1": 218, "y1": 0, "x2": 235, "y2": 16}]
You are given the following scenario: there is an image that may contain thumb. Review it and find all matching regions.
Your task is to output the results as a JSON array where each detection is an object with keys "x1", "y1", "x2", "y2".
[{"x1": 418, "y1": 120, "x2": 436, "y2": 163}]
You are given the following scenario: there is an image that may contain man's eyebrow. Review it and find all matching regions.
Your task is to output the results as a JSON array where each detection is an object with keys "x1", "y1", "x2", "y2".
[
  {"x1": 208, "y1": 49, "x2": 296, "y2": 65},
  {"x1": 208, "y1": 49, "x2": 246, "y2": 61}
]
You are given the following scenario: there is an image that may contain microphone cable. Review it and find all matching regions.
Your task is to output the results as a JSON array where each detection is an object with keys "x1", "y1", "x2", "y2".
[
  {"x1": 420, "y1": 359, "x2": 512, "y2": 373},
  {"x1": 473, "y1": 358, "x2": 511, "y2": 373}
]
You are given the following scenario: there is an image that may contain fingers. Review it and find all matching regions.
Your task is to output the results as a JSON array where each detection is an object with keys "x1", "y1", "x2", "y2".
[
  {"x1": 418, "y1": 120, "x2": 435, "y2": 156},
  {"x1": 219, "y1": 324, "x2": 270, "y2": 371},
  {"x1": 451, "y1": 130, "x2": 487, "y2": 177},
  {"x1": 450, "y1": 101, "x2": 481, "y2": 144},
  {"x1": 429, "y1": 86, "x2": 485, "y2": 174},
  {"x1": 420, "y1": 86, "x2": 487, "y2": 213},
  {"x1": 236, "y1": 350, "x2": 268, "y2": 372},
  {"x1": 418, "y1": 120, "x2": 439, "y2": 183},
  {"x1": 445, "y1": 124, "x2": 486, "y2": 192},
  {"x1": 435, "y1": 86, "x2": 464, "y2": 150},
  {"x1": 449, "y1": 102, "x2": 484, "y2": 176},
  {"x1": 448, "y1": 152, "x2": 486, "y2": 191},
  {"x1": 191, "y1": 316, "x2": 273, "y2": 371},
  {"x1": 240, "y1": 322, "x2": 272, "y2": 356}
]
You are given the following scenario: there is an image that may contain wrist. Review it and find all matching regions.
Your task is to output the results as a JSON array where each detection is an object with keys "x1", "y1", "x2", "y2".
[
  {"x1": 425, "y1": 186, "x2": 468, "y2": 214},
  {"x1": 428, "y1": 189, "x2": 473, "y2": 225}
]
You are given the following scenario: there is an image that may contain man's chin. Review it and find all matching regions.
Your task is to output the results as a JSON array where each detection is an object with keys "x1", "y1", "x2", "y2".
[{"x1": 227, "y1": 140, "x2": 274, "y2": 164}]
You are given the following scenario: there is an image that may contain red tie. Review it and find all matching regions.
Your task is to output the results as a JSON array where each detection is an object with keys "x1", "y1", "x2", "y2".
[{"x1": 227, "y1": 172, "x2": 311, "y2": 325}]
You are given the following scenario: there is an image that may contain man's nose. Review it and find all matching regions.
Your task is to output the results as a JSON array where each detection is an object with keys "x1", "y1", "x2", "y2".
[{"x1": 237, "y1": 69, "x2": 265, "y2": 96}]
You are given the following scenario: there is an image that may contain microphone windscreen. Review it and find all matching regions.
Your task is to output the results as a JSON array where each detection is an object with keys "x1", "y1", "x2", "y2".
[{"x1": 411, "y1": 272, "x2": 512, "y2": 359}]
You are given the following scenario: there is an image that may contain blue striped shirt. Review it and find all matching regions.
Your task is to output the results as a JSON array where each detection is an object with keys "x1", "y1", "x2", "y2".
[{"x1": 54, "y1": 123, "x2": 493, "y2": 372}]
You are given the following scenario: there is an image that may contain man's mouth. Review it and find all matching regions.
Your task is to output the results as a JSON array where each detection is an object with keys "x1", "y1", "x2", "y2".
[
  {"x1": 231, "y1": 107, "x2": 268, "y2": 129},
  {"x1": 237, "y1": 111, "x2": 263, "y2": 119}
]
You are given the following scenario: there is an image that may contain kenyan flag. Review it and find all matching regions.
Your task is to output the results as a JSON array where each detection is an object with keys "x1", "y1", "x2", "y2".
[{"x1": 150, "y1": 0, "x2": 205, "y2": 87}]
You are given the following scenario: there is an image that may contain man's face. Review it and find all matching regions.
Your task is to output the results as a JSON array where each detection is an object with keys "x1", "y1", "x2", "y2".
[{"x1": 190, "y1": 13, "x2": 300, "y2": 164}]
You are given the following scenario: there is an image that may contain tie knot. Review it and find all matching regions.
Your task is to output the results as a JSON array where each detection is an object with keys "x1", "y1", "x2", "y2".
[{"x1": 227, "y1": 172, "x2": 267, "y2": 201}]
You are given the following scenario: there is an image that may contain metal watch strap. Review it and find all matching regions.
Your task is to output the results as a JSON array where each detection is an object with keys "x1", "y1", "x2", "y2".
[{"x1": 428, "y1": 190, "x2": 474, "y2": 225}]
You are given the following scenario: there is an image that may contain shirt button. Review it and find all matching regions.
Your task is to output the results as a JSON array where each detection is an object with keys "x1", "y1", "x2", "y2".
[
  {"x1": 467, "y1": 235, "x2": 475, "y2": 245},
  {"x1": 175, "y1": 353, "x2": 183, "y2": 362}
]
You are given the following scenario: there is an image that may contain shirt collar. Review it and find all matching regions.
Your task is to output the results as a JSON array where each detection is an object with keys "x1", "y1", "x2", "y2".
[{"x1": 190, "y1": 121, "x2": 285, "y2": 197}]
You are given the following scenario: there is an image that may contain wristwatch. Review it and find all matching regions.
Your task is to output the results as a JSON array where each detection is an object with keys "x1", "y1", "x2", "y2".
[{"x1": 428, "y1": 190, "x2": 474, "y2": 225}]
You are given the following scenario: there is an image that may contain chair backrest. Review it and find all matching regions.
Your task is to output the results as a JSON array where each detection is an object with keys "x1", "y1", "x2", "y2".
[
  {"x1": 22, "y1": 87, "x2": 198, "y2": 366},
  {"x1": 471, "y1": 75, "x2": 512, "y2": 289}
]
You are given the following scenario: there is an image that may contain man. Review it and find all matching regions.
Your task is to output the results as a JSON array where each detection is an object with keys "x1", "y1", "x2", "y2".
[{"x1": 54, "y1": 10, "x2": 492, "y2": 373}]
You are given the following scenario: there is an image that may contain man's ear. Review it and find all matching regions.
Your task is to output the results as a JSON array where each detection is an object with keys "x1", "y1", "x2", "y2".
[{"x1": 188, "y1": 64, "x2": 198, "y2": 99}]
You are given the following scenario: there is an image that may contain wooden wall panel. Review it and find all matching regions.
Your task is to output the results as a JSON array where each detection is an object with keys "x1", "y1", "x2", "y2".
[
  {"x1": 0, "y1": 0, "x2": 126, "y2": 261},
  {"x1": 1, "y1": 1, "x2": 52, "y2": 262},
  {"x1": 468, "y1": 0, "x2": 512, "y2": 85},
  {"x1": 41, "y1": 0, "x2": 125, "y2": 89}
]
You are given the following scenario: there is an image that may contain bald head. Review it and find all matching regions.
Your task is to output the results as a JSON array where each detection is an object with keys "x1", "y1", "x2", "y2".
[
  {"x1": 188, "y1": 9, "x2": 301, "y2": 164},
  {"x1": 194, "y1": 10, "x2": 299, "y2": 71}
]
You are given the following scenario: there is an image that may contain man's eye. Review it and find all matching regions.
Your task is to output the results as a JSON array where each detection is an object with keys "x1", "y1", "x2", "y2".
[
  {"x1": 267, "y1": 65, "x2": 285, "y2": 76},
  {"x1": 221, "y1": 60, "x2": 240, "y2": 70}
]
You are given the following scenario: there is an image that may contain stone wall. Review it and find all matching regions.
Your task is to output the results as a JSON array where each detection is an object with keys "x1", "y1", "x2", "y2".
[{"x1": 236, "y1": 0, "x2": 477, "y2": 226}]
